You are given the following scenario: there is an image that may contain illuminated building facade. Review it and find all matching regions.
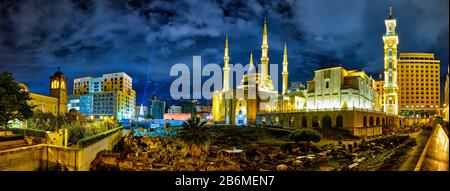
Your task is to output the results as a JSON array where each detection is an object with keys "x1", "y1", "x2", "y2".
[
  {"x1": 18, "y1": 68, "x2": 67, "y2": 116},
  {"x1": 69, "y1": 72, "x2": 136, "y2": 122},
  {"x1": 150, "y1": 96, "x2": 165, "y2": 119},
  {"x1": 164, "y1": 113, "x2": 191, "y2": 121},
  {"x1": 135, "y1": 105, "x2": 148, "y2": 121},
  {"x1": 67, "y1": 94, "x2": 93, "y2": 114},
  {"x1": 212, "y1": 20, "x2": 280, "y2": 125},
  {"x1": 382, "y1": 4, "x2": 399, "y2": 115},
  {"x1": 444, "y1": 67, "x2": 449, "y2": 121},
  {"x1": 304, "y1": 66, "x2": 379, "y2": 111},
  {"x1": 398, "y1": 53, "x2": 441, "y2": 118},
  {"x1": 168, "y1": 105, "x2": 182, "y2": 114},
  {"x1": 374, "y1": 80, "x2": 384, "y2": 111}
]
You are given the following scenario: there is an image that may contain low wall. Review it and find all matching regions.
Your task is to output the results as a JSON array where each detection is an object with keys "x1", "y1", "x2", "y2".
[
  {"x1": 0, "y1": 145, "x2": 43, "y2": 171},
  {"x1": 353, "y1": 126, "x2": 383, "y2": 137},
  {"x1": 0, "y1": 139, "x2": 26, "y2": 148},
  {"x1": 76, "y1": 128, "x2": 124, "y2": 171},
  {"x1": 0, "y1": 128, "x2": 124, "y2": 171}
]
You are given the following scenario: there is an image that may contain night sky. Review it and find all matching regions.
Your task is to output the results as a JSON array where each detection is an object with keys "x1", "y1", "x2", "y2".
[{"x1": 0, "y1": 0, "x2": 448, "y2": 105}]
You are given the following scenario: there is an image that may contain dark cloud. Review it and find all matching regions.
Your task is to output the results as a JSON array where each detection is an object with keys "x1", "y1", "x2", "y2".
[{"x1": 0, "y1": 0, "x2": 448, "y2": 104}]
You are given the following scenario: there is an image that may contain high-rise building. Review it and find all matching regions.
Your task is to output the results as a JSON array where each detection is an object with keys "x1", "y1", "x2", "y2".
[
  {"x1": 150, "y1": 96, "x2": 165, "y2": 119},
  {"x1": 398, "y1": 53, "x2": 441, "y2": 118},
  {"x1": 382, "y1": 4, "x2": 399, "y2": 115},
  {"x1": 68, "y1": 72, "x2": 136, "y2": 122}
]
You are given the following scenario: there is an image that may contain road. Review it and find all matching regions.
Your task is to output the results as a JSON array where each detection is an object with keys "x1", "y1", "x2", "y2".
[{"x1": 418, "y1": 124, "x2": 449, "y2": 171}]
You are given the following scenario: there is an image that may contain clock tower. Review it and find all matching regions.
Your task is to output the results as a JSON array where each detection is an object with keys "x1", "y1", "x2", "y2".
[{"x1": 382, "y1": 3, "x2": 399, "y2": 115}]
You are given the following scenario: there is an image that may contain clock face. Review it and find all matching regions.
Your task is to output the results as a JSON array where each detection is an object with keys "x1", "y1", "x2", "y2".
[{"x1": 388, "y1": 41, "x2": 392, "y2": 46}]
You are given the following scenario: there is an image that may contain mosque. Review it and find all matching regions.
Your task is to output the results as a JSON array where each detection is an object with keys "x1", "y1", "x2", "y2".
[
  {"x1": 212, "y1": 20, "x2": 288, "y2": 125},
  {"x1": 212, "y1": 16, "x2": 400, "y2": 136}
]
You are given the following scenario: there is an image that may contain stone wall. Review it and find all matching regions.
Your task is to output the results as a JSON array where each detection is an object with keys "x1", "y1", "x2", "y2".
[
  {"x1": 257, "y1": 109, "x2": 398, "y2": 136},
  {"x1": 0, "y1": 128, "x2": 124, "y2": 171}
]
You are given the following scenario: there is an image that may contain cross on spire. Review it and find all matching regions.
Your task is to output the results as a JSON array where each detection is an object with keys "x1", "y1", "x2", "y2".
[{"x1": 388, "y1": 1, "x2": 394, "y2": 19}]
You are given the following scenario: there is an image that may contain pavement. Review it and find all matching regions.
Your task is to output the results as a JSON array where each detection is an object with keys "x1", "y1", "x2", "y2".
[
  {"x1": 417, "y1": 124, "x2": 449, "y2": 171},
  {"x1": 397, "y1": 130, "x2": 432, "y2": 171}
]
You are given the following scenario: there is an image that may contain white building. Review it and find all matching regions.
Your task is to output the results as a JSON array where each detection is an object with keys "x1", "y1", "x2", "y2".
[
  {"x1": 305, "y1": 66, "x2": 379, "y2": 111},
  {"x1": 168, "y1": 105, "x2": 182, "y2": 114}
]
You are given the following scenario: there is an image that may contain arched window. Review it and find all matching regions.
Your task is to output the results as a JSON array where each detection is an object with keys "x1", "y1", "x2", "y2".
[
  {"x1": 369, "y1": 117, "x2": 374, "y2": 127},
  {"x1": 388, "y1": 49, "x2": 393, "y2": 57},
  {"x1": 376, "y1": 117, "x2": 380, "y2": 126},
  {"x1": 336, "y1": 115, "x2": 343, "y2": 128},
  {"x1": 388, "y1": 60, "x2": 393, "y2": 69},
  {"x1": 363, "y1": 116, "x2": 367, "y2": 127},
  {"x1": 322, "y1": 116, "x2": 332, "y2": 128}
]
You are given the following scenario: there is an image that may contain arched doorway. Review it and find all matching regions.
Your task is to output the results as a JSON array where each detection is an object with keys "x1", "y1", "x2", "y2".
[
  {"x1": 322, "y1": 115, "x2": 332, "y2": 128},
  {"x1": 312, "y1": 116, "x2": 319, "y2": 128},
  {"x1": 382, "y1": 117, "x2": 386, "y2": 125},
  {"x1": 289, "y1": 115, "x2": 295, "y2": 126},
  {"x1": 235, "y1": 99, "x2": 247, "y2": 125},
  {"x1": 376, "y1": 117, "x2": 380, "y2": 126},
  {"x1": 302, "y1": 116, "x2": 307, "y2": 128},
  {"x1": 336, "y1": 115, "x2": 343, "y2": 128},
  {"x1": 363, "y1": 116, "x2": 367, "y2": 127},
  {"x1": 369, "y1": 117, "x2": 374, "y2": 127}
]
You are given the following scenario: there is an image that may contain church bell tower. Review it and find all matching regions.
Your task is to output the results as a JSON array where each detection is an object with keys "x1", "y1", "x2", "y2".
[
  {"x1": 50, "y1": 67, "x2": 67, "y2": 115},
  {"x1": 383, "y1": 3, "x2": 399, "y2": 115}
]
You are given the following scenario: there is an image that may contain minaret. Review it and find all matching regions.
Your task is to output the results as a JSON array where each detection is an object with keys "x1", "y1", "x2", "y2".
[
  {"x1": 260, "y1": 18, "x2": 269, "y2": 81},
  {"x1": 223, "y1": 35, "x2": 230, "y2": 91},
  {"x1": 382, "y1": 2, "x2": 399, "y2": 115},
  {"x1": 249, "y1": 51, "x2": 254, "y2": 71},
  {"x1": 282, "y1": 43, "x2": 289, "y2": 94}
]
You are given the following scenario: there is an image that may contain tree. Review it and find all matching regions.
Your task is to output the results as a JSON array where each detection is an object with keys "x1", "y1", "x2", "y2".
[
  {"x1": 0, "y1": 72, "x2": 34, "y2": 130},
  {"x1": 178, "y1": 117, "x2": 211, "y2": 168}
]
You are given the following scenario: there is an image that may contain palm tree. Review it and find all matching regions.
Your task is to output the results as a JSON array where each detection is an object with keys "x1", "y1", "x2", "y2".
[{"x1": 178, "y1": 117, "x2": 211, "y2": 169}]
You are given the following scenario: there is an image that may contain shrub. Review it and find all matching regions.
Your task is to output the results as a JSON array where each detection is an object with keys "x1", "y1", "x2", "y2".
[
  {"x1": 289, "y1": 128, "x2": 322, "y2": 143},
  {"x1": 0, "y1": 134, "x2": 24, "y2": 141},
  {"x1": 0, "y1": 127, "x2": 47, "y2": 137},
  {"x1": 77, "y1": 127, "x2": 123, "y2": 147}
]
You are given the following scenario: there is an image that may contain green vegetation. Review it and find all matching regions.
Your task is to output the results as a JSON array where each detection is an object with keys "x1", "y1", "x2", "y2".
[
  {"x1": 289, "y1": 128, "x2": 322, "y2": 143},
  {"x1": 6, "y1": 127, "x2": 47, "y2": 137},
  {"x1": 77, "y1": 127, "x2": 124, "y2": 147},
  {"x1": 0, "y1": 134, "x2": 24, "y2": 141},
  {"x1": 0, "y1": 72, "x2": 34, "y2": 130},
  {"x1": 178, "y1": 117, "x2": 212, "y2": 166},
  {"x1": 26, "y1": 110, "x2": 120, "y2": 145}
]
